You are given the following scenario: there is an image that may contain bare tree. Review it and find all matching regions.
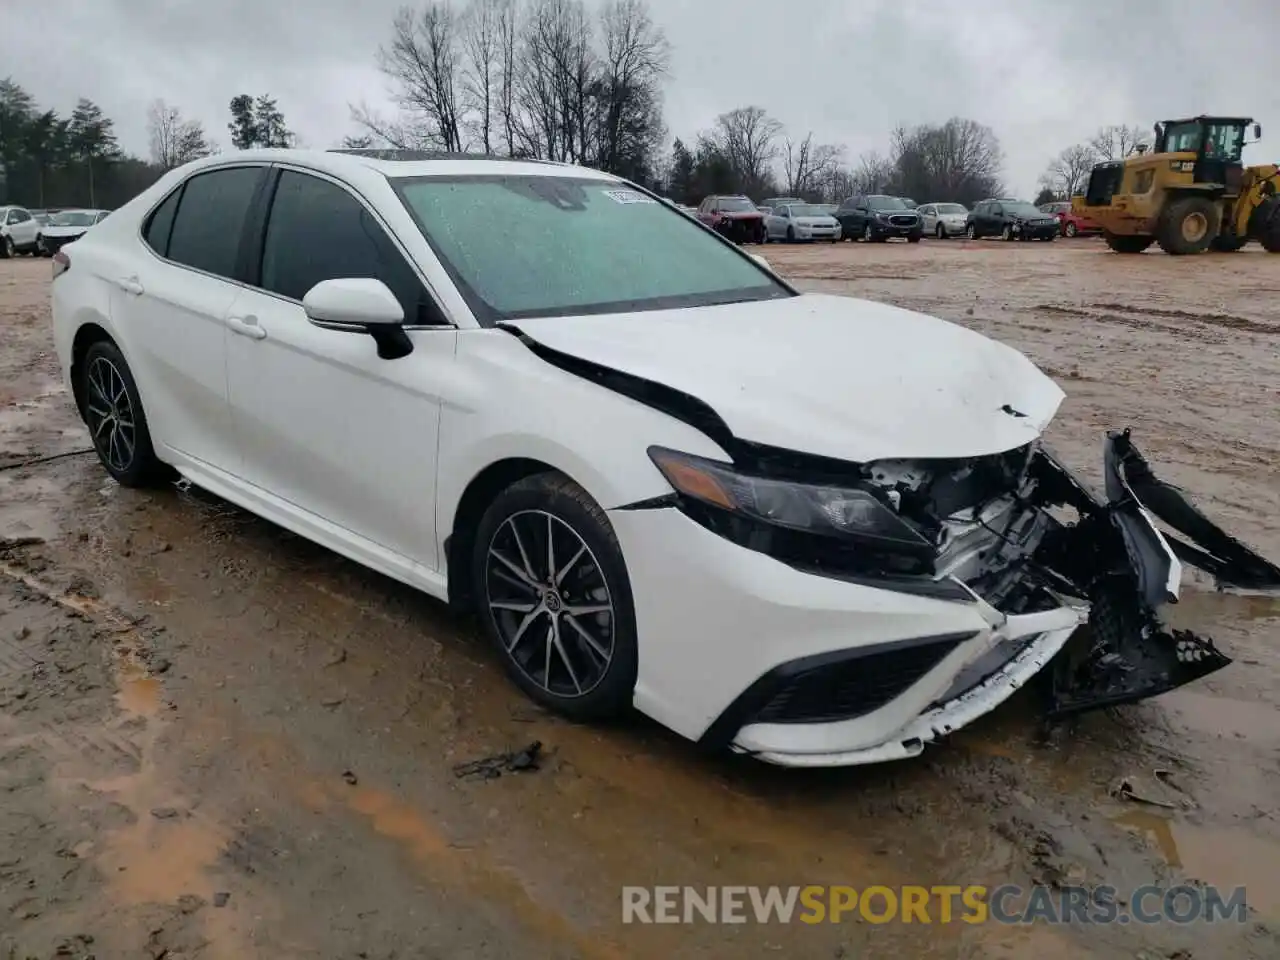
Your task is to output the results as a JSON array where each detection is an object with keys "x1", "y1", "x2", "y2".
[
  {"x1": 592, "y1": 0, "x2": 668, "y2": 178},
  {"x1": 848, "y1": 150, "x2": 894, "y2": 196},
  {"x1": 1090, "y1": 123, "x2": 1150, "y2": 161},
  {"x1": 1038, "y1": 142, "x2": 1096, "y2": 199},
  {"x1": 516, "y1": 0, "x2": 595, "y2": 162},
  {"x1": 460, "y1": 0, "x2": 503, "y2": 153},
  {"x1": 495, "y1": 0, "x2": 519, "y2": 154},
  {"x1": 713, "y1": 106, "x2": 781, "y2": 196},
  {"x1": 147, "y1": 99, "x2": 212, "y2": 169},
  {"x1": 370, "y1": 4, "x2": 465, "y2": 152},
  {"x1": 783, "y1": 132, "x2": 843, "y2": 197},
  {"x1": 889, "y1": 117, "x2": 1003, "y2": 205}
]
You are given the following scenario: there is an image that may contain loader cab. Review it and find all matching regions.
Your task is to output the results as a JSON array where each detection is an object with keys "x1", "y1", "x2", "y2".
[{"x1": 1152, "y1": 116, "x2": 1260, "y2": 194}]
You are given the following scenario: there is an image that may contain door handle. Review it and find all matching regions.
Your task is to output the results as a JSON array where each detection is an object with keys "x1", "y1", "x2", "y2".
[
  {"x1": 116, "y1": 276, "x2": 144, "y2": 295},
  {"x1": 227, "y1": 316, "x2": 267, "y2": 340}
]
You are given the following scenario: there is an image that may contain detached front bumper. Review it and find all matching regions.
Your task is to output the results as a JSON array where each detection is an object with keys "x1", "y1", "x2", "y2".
[{"x1": 613, "y1": 431, "x2": 1280, "y2": 768}]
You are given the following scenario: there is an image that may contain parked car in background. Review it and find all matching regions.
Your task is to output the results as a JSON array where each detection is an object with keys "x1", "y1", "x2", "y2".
[
  {"x1": 835, "y1": 195, "x2": 923, "y2": 242},
  {"x1": 49, "y1": 149, "x2": 1270, "y2": 768},
  {"x1": 898, "y1": 197, "x2": 919, "y2": 209},
  {"x1": 1039, "y1": 200, "x2": 1100, "y2": 238},
  {"x1": 812, "y1": 203, "x2": 838, "y2": 216},
  {"x1": 965, "y1": 199, "x2": 1058, "y2": 241},
  {"x1": 37, "y1": 209, "x2": 111, "y2": 256},
  {"x1": 0, "y1": 205, "x2": 41, "y2": 258},
  {"x1": 763, "y1": 202, "x2": 842, "y2": 242},
  {"x1": 917, "y1": 202, "x2": 969, "y2": 239},
  {"x1": 31, "y1": 210, "x2": 52, "y2": 227},
  {"x1": 696, "y1": 195, "x2": 766, "y2": 244},
  {"x1": 761, "y1": 196, "x2": 803, "y2": 211}
]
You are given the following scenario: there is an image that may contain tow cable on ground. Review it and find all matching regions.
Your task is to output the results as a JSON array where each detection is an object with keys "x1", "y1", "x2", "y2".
[{"x1": 0, "y1": 448, "x2": 95, "y2": 472}]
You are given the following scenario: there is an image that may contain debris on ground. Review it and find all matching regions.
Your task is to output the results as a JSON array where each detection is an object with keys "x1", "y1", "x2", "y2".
[
  {"x1": 213, "y1": 892, "x2": 230, "y2": 908},
  {"x1": 452, "y1": 741, "x2": 544, "y2": 781},
  {"x1": 1111, "y1": 771, "x2": 1186, "y2": 809},
  {"x1": 341, "y1": 770, "x2": 359, "y2": 786}
]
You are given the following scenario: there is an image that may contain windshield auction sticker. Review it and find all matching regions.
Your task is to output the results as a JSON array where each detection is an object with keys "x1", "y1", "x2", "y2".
[{"x1": 602, "y1": 189, "x2": 656, "y2": 204}]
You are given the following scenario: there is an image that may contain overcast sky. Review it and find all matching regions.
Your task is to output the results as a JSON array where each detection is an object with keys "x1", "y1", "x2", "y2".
[{"x1": 4, "y1": 0, "x2": 1278, "y2": 196}]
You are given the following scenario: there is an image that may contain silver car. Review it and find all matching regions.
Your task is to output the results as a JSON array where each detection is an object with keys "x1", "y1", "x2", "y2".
[
  {"x1": 918, "y1": 202, "x2": 969, "y2": 239},
  {"x1": 763, "y1": 202, "x2": 842, "y2": 243}
]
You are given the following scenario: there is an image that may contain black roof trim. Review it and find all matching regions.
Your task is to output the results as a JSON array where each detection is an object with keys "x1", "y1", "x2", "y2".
[{"x1": 327, "y1": 147, "x2": 569, "y2": 166}]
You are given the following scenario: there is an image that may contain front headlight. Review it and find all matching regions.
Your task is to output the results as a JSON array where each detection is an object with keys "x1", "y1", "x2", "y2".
[{"x1": 648, "y1": 447, "x2": 933, "y2": 556}]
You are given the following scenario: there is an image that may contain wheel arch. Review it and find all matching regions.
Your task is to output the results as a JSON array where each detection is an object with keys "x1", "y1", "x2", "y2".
[{"x1": 69, "y1": 321, "x2": 117, "y2": 418}]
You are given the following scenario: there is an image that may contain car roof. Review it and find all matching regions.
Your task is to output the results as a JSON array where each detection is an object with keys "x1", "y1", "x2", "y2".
[{"x1": 168, "y1": 148, "x2": 620, "y2": 185}]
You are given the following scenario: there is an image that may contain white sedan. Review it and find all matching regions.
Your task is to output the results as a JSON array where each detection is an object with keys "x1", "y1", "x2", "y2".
[
  {"x1": 918, "y1": 202, "x2": 969, "y2": 239},
  {"x1": 50, "y1": 150, "x2": 1278, "y2": 767},
  {"x1": 763, "y1": 202, "x2": 842, "y2": 242}
]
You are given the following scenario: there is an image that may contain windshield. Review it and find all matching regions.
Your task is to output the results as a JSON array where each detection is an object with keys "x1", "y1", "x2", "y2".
[
  {"x1": 1004, "y1": 202, "x2": 1044, "y2": 217},
  {"x1": 1162, "y1": 122, "x2": 1201, "y2": 154},
  {"x1": 717, "y1": 197, "x2": 756, "y2": 212},
  {"x1": 867, "y1": 196, "x2": 908, "y2": 211},
  {"x1": 814, "y1": 203, "x2": 837, "y2": 214},
  {"x1": 790, "y1": 204, "x2": 829, "y2": 217},
  {"x1": 1204, "y1": 123, "x2": 1244, "y2": 162},
  {"x1": 395, "y1": 176, "x2": 790, "y2": 323},
  {"x1": 937, "y1": 203, "x2": 967, "y2": 215},
  {"x1": 50, "y1": 211, "x2": 96, "y2": 227}
]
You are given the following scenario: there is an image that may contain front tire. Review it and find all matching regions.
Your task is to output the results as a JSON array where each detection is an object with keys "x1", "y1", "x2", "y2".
[
  {"x1": 1, "y1": 235, "x2": 13, "y2": 259},
  {"x1": 1104, "y1": 232, "x2": 1155, "y2": 254},
  {"x1": 862, "y1": 224, "x2": 873, "y2": 243},
  {"x1": 907, "y1": 232, "x2": 921, "y2": 243},
  {"x1": 471, "y1": 473, "x2": 639, "y2": 721},
  {"x1": 965, "y1": 224, "x2": 977, "y2": 240},
  {"x1": 1064, "y1": 221, "x2": 1078, "y2": 238},
  {"x1": 79, "y1": 340, "x2": 168, "y2": 487},
  {"x1": 1002, "y1": 224, "x2": 1014, "y2": 241},
  {"x1": 935, "y1": 224, "x2": 946, "y2": 240},
  {"x1": 786, "y1": 226, "x2": 795, "y2": 243},
  {"x1": 1156, "y1": 195, "x2": 1219, "y2": 255}
]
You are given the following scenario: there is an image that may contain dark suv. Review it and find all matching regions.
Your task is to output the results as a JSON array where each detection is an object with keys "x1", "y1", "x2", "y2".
[
  {"x1": 695, "y1": 195, "x2": 766, "y2": 244},
  {"x1": 965, "y1": 199, "x2": 1058, "y2": 241},
  {"x1": 835, "y1": 195, "x2": 922, "y2": 242}
]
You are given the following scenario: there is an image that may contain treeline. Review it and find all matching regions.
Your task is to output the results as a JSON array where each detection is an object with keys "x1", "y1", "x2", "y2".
[
  {"x1": 0, "y1": 78, "x2": 160, "y2": 209},
  {"x1": 663, "y1": 114, "x2": 1005, "y2": 207},
  {"x1": 0, "y1": 77, "x2": 302, "y2": 209}
]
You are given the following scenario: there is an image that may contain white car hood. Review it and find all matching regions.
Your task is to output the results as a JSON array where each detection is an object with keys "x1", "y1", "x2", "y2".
[
  {"x1": 795, "y1": 216, "x2": 838, "y2": 228},
  {"x1": 43, "y1": 225, "x2": 90, "y2": 238},
  {"x1": 506, "y1": 294, "x2": 1064, "y2": 462}
]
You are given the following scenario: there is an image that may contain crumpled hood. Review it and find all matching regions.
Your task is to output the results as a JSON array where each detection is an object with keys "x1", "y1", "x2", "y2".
[{"x1": 505, "y1": 293, "x2": 1064, "y2": 462}]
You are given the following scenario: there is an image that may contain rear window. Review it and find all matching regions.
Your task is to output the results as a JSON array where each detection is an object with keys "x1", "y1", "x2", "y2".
[
  {"x1": 143, "y1": 190, "x2": 181, "y2": 257},
  {"x1": 165, "y1": 167, "x2": 263, "y2": 278}
]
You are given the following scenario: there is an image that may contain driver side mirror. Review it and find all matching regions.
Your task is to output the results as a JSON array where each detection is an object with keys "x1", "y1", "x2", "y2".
[
  {"x1": 1251, "y1": 123, "x2": 1263, "y2": 141},
  {"x1": 303, "y1": 278, "x2": 414, "y2": 360}
]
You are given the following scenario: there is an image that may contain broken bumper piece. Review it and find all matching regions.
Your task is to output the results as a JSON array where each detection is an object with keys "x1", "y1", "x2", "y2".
[{"x1": 1039, "y1": 430, "x2": 1279, "y2": 719}]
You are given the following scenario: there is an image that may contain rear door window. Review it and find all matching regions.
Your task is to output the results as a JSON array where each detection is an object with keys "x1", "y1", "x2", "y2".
[
  {"x1": 166, "y1": 166, "x2": 264, "y2": 279},
  {"x1": 143, "y1": 189, "x2": 182, "y2": 257}
]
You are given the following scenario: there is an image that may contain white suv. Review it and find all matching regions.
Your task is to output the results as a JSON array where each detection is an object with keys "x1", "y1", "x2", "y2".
[{"x1": 1, "y1": 205, "x2": 41, "y2": 258}]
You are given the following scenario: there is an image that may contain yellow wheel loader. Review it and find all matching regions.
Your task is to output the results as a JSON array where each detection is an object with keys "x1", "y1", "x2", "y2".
[{"x1": 1072, "y1": 116, "x2": 1280, "y2": 255}]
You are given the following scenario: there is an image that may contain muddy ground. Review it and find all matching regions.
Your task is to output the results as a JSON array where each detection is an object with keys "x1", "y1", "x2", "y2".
[{"x1": 0, "y1": 238, "x2": 1277, "y2": 959}]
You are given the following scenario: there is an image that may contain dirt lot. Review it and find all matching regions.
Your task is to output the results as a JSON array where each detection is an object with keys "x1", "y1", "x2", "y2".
[{"x1": 1, "y1": 238, "x2": 1278, "y2": 959}]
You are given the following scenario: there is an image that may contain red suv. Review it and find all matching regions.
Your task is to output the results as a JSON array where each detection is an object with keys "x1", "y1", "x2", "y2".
[
  {"x1": 695, "y1": 195, "x2": 766, "y2": 244},
  {"x1": 1040, "y1": 200, "x2": 1100, "y2": 238}
]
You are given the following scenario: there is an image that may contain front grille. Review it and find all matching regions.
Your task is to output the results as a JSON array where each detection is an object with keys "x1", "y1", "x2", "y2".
[
  {"x1": 752, "y1": 635, "x2": 965, "y2": 724},
  {"x1": 889, "y1": 215, "x2": 917, "y2": 226}
]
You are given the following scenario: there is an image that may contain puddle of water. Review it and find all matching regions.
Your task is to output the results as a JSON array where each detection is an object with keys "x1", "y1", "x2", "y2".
[{"x1": 1113, "y1": 810, "x2": 1280, "y2": 917}]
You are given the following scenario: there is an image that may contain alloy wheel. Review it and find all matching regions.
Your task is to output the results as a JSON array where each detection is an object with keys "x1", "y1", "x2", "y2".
[
  {"x1": 485, "y1": 509, "x2": 615, "y2": 698},
  {"x1": 2, "y1": 235, "x2": 13, "y2": 258},
  {"x1": 84, "y1": 356, "x2": 137, "y2": 473},
  {"x1": 936, "y1": 224, "x2": 945, "y2": 239},
  {"x1": 966, "y1": 225, "x2": 976, "y2": 240},
  {"x1": 863, "y1": 224, "x2": 872, "y2": 242}
]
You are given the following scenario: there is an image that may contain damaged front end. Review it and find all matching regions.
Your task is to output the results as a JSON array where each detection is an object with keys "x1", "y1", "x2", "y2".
[
  {"x1": 856, "y1": 430, "x2": 1280, "y2": 717},
  {"x1": 708, "y1": 430, "x2": 1280, "y2": 720}
]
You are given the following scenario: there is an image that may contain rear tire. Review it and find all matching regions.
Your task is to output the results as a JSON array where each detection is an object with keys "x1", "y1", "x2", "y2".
[
  {"x1": 471, "y1": 473, "x2": 639, "y2": 721},
  {"x1": 1253, "y1": 196, "x2": 1280, "y2": 252},
  {"x1": 965, "y1": 224, "x2": 977, "y2": 240},
  {"x1": 1, "y1": 235, "x2": 13, "y2": 259},
  {"x1": 1001, "y1": 224, "x2": 1014, "y2": 241},
  {"x1": 79, "y1": 340, "x2": 170, "y2": 487},
  {"x1": 1156, "y1": 195, "x2": 1219, "y2": 255},
  {"x1": 1064, "y1": 221, "x2": 1078, "y2": 238},
  {"x1": 1104, "y1": 232, "x2": 1155, "y2": 254}
]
